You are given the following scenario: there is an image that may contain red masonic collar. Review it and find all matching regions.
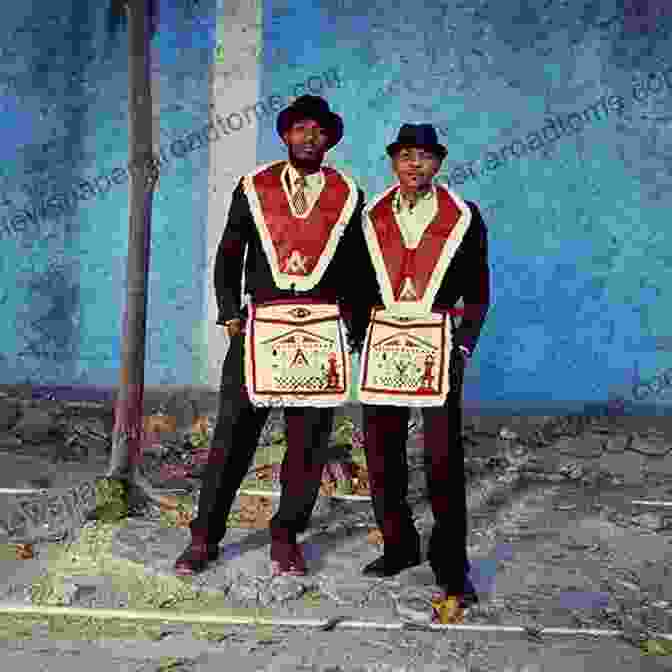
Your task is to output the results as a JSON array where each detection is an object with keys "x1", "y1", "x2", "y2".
[
  {"x1": 243, "y1": 161, "x2": 357, "y2": 292},
  {"x1": 363, "y1": 184, "x2": 472, "y2": 315}
]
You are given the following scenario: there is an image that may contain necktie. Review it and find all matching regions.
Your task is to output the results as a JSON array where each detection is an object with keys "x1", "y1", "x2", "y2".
[{"x1": 292, "y1": 176, "x2": 308, "y2": 215}]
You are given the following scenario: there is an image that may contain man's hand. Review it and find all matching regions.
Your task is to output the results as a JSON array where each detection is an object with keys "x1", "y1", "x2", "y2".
[
  {"x1": 457, "y1": 345, "x2": 471, "y2": 361},
  {"x1": 225, "y1": 319, "x2": 243, "y2": 338}
]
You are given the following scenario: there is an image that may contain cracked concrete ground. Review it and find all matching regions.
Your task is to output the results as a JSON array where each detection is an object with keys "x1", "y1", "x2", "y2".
[{"x1": 2, "y1": 394, "x2": 672, "y2": 669}]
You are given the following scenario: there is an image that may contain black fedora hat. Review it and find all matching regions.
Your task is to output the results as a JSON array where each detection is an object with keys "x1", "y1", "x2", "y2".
[
  {"x1": 386, "y1": 123, "x2": 447, "y2": 160},
  {"x1": 276, "y1": 95, "x2": 344, "y2": 150}
]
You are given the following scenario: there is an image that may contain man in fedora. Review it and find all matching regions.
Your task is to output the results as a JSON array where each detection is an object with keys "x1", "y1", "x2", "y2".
[
  {"x1": 174, "y1": 95, "x2": 372, "y2": 576},
  {"x1": 355, "y1": 124, "x2": 490, "y2": 622}
]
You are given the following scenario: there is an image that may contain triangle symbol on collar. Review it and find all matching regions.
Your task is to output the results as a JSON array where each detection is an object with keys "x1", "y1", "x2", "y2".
[
  {"x1": 284, "y1": 250, "x2": 308, "y2": 275},
  {"x1": 399, "y1": 277, "x2": 417, "y2": 300}
]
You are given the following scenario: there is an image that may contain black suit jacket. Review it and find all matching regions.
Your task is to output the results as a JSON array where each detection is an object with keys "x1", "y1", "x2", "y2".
[
  {"x1": 354, "y1": 199, "x2": 491, "y2": 356},
  {"x1": 213, "y1": 177, "x2": 372, "y2": 353}
]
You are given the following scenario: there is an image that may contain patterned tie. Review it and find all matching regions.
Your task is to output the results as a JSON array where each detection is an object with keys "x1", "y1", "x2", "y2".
[{"x1": 292, "y1": 175, "x2": 308, "y2": 215}]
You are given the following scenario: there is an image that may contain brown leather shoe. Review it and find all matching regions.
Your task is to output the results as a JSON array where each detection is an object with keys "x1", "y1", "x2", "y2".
[
  {"x1": 270, "y1": 540, "x2": 307, "y2": 577},
  {"x1": 290, "y1": 543, "x2": 307, "y2": 574},
  {"x1": 174, "y1": 542, "x2": 219, "y2": 576}
]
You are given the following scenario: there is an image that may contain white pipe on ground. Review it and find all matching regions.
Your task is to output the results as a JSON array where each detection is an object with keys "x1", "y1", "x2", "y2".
[
  {"x1": 0, "y1": 603, "x2": 670, "y2": 639},
  {"x1": 0, "y1": 489, "x2": 49, "y2": 495}
]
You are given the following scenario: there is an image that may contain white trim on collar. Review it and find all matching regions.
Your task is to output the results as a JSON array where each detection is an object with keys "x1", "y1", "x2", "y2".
[
  {"x1": 282, "y1": 162, "x2": 326, "y2": 219},
  {"x1": 242, "y1": 160, "x2": 358, "y2": 292},
  {"x1": 393, "y1": 184, "x2": 438, "y2": 250},
  {"x1": 362, "y1": 183, "x2": 472, "y2": 317}
]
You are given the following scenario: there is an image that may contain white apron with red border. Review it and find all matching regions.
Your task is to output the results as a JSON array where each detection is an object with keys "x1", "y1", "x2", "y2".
[
  {"x1": 241, "y1": 161, "x2": 358, "y2": 407},
  {"x1": 357, "y1": 183, "x2": 472, "y2": 407}
]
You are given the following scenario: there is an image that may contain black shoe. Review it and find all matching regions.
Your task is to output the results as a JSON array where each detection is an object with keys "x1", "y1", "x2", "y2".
[
  {"x1": 362, "y1": 551, "x2": 421, "y2": 578},
  {"x1": 174, "y1": 542, "x2": 219, "y2": 576},
  {"x1": 461, "y1": 576, "x2": 479, "y2": 607}
]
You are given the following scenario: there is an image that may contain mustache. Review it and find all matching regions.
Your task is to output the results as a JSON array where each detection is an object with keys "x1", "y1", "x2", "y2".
[
  {"x1": 292, "y1": 146, "x2": 321, "y2": 156},
  {"x1": 289, "y1": 151, "x2": 322, "y2": 168}
]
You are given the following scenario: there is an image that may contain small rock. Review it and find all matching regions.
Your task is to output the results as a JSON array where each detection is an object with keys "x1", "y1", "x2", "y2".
[
  {"x1": 590, "y1": 422, "x2": 619, "y2": 435},
  {"x1": 8, "y1": 386, "x2": 33, "y2": 401},
  {"x1": 608, "y1": 512, "x2": 633, "y2": 527},
  {"x1": 556, "y1": 436, "x2": 605, "y2": 459},
  {"x1": 543, "y1": 415, "x2": 582, "y2": 439},
  {"x1": 66, "y1": 418, "x2": 110, "y2": 457},
  {"x1": 632, "y1": 513, "x2": 664, "y2": 532},
  {"x1": 499, "y1": 427, "x2": 518, "y2": 440},
  {"x1": 605, "y1": 435, "x2": 630, "y2": 453},
  {"x1": 259, "y1": 411, "x2": 286, "y2": 446},
  {"x1": 60, "y1": 580, "x2": 99, "y2": 606},
  {"x1": 520, "y1": 458, "x2": 546, "y2": 472},
  {"x1": 392, "y1": 591, "x2": 433, "y2": 624},
  {"x1": 228, "y1": 574, "x2": 269, "y2": 603},
  {"x1": 0, "y1": 398, "x2": 21, "y2": 431},
  {"x1": 259, "y1": 655, "x2": 311, "y2": 672},
  {"x1": 0, "y1": 434, "x2": 22, "y2": 449},
  {"x1": 267, "y1": 577, "x2": 312, "y2": 604},
  {"x1": 470, "y1": 416, "x2": 503, "y2": 436},
  {"x1": 143, "y1": 443, "x2": 168, "y2": 459},
  {"x1": 544, "y1": 473, "x2": 567, "y2": 482},
  {"x1": 63, "y1": 435, "x2": 91, "y2": 460},
  {"x1": 12, "y1": 407, "x2": 62, "y2": 442},
  {"x1": 554, "y1": 503, "x2": 577, "y2": 511},
  {"x1": 559, "y1": 462, "x2": 585, "y2": 479},
  {"x1": 620, "y1": 612, "x2": 650, "y2": 645},
  {"x1": 163, "y1": 393, "x2": 200, "y2": 434},
  {"x1": 629, "y1": 434, "x2": 671, "y2": 457},
  {"x1": 648, "y1": 602, "x2": 672, "y2": 633},
  {"x1": 15, "y1": 543, "x2": 34, "y2": 559},
  {"x1": 632, "y1": 513, "x2": 670, "y2": 532},
  {"x1": 531, "y1": 430, "x2": 553, "y2": 447},
  {"x1": 644, "y1": 427, "x2": 667, "y2": 438},
  {"x1": 27, "y1": 476, "x2": 52, "y2": 489}
]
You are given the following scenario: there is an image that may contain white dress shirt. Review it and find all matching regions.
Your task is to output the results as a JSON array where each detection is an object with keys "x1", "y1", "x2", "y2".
[
  {"x1": 283, "y1": 162, "x2": 325, "y2": 215},
  {"x1": 393, "y1": 183, "x2": 471, "y2": 358},
  {"x1": 393, "y1": 184, "x2": 438, "y2": 249}
]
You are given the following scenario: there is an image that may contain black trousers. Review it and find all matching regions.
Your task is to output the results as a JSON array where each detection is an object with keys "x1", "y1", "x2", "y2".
[
  {"x1": 190, "y1": 334, "x2": 334, "y2": 546},
  {"x1": 362, "y1": 351, "x2": 469, "y2": 592}
]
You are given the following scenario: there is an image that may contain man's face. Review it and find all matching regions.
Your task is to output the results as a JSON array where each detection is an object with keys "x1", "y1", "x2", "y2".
[
  {"x1": 282, "y1": 118, "x2": 330, "y2": 166},
  {"x1": 392, "y1": 146, "x2": 442, "y2": 191}
]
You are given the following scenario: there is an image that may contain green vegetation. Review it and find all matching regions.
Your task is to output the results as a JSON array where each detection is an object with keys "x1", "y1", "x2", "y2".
[
  {"x1": 641, "y1": 639, "x2": 672, "y2": 656},
  {"x1": 0, "y1": 519, "x2": 266, "y2": 643},
  {"x1": 93, "y1": 477, "x2": 129, "y2": 522},
  {"x1": 0, "y1": 416, "x2": 367, "y2": 643}
]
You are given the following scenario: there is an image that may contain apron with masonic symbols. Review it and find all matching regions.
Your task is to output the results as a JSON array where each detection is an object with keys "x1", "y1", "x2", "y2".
[
  {"x1": 242, "y1": 160, "x2": 358, "y2": 407},
  {"x1": 357, "y1": 184, "x2": 472, "y2": 407}
]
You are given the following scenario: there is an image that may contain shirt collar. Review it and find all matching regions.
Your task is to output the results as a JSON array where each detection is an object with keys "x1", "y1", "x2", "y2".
[
  {"x1": 285, "y1": 161, "x2": 324, "y2": 190},
  {"x1": 395, "y1": 183, "x2": 436, "y2": 213}
]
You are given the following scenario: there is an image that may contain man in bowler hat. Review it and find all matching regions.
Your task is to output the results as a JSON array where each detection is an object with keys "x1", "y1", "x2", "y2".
[
  {"x1": 355, "y1": 124, "x2": 490, "y2": 622},
  {"x1": 174, "y1": 95, "x2": 371, "y2": 576}
]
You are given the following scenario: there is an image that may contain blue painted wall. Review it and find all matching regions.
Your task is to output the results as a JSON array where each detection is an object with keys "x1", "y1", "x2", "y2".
[
  {"x1": 256, "y1": 0, "x2": 672, "y2": 414},
  {"x1": 0, "y1": 1, "x2": 214, "y2": 389},
  {"x1": 1, "y1": 0, "x2": 671, "y2": 415}
]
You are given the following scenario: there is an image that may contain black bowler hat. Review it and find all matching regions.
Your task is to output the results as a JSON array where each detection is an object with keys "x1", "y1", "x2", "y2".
[
  {"x1": 276, "y1": 95, "x2": 344, "y2": 150},
  {"x1": 386, "y1": 123, "x2": 447, "y2": 160}
]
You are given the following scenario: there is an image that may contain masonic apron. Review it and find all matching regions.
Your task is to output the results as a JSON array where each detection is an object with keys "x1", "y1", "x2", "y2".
[
  {"x1": 241, "y1": 161, "x2": 358, "y2": 407},
  {"x1": 357, "y1": 184, "x2": 471, "y2": 407}
]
